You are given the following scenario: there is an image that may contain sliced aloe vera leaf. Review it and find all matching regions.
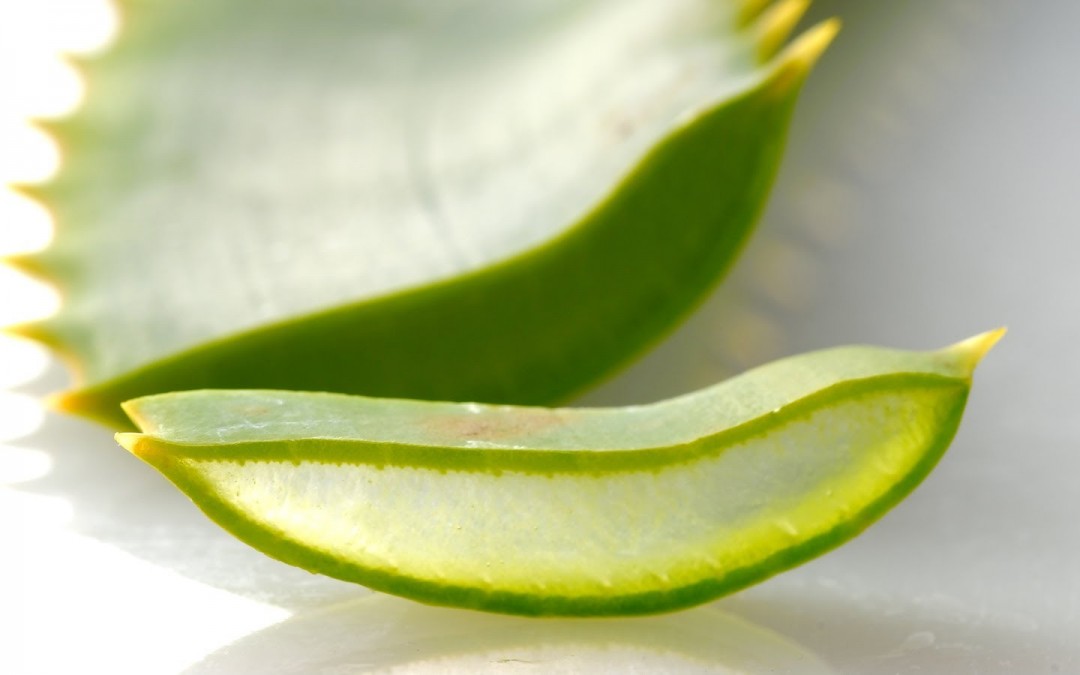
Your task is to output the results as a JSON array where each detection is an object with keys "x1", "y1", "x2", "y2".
[
  {"x1": 10, "y1": 0, "x2": 835, "y2": 429},
  {"x1": 117, "y1": 329, "x2": 1003, "y2": 617}
]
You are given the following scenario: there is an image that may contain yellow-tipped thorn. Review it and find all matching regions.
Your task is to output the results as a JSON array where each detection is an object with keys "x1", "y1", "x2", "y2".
[
  {"x1": 738, "y1": 0, "x2": 774, "y2": 27},
  {"x1": 948, "y1": 327, "x2": 1007, "y2": 370},
  {"x1": 9, "y1": 183, "x2": 58, "y2": 209},
  {"x1": 50, "y1": 386, "x2": 136, "y2": 431},
  {"x1": 3, "y1": 320, "x2": 54, "y2": 347},
  {"x1": 756, "y1": 0, "x2": 812, "y2": 61},
  {"x1": 765, "y1": 18, "x2": 840, "y2": 95},
  {"x1": 2, "y1": 252, "x2": 55, "y2": 284},
  {"x1": 43, "y1": 391, "x2": 70, "y2": 412},
  {"x1": 34, "y1": 115, "x2": 77, "y2": 145},
  {"x1": 784, "y1": 18, "x2": 841, "y2": 72},
  {"x1": 118, "y1": 398, "x2": 147, "y2": 429},
  {"x1": 115, "y1": 432, "x2": 142, "y2": 455}
]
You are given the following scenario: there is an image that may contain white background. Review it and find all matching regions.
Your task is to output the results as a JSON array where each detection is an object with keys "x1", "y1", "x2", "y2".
[{"x1": 2, "y1": 0, "x2": 1077, "y2": 672}]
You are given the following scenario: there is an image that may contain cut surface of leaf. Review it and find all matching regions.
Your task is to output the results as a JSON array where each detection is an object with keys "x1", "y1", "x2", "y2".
[
  {"x1": 13, "y1": 0, "x2": 835, "y2": 428},
  {"x1": 118, "y1": 329, "x2": 1003, "y2": 617}
]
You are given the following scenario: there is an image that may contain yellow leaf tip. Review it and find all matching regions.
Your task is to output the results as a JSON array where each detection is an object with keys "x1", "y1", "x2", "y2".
[
  {"x1": 792, "y1": 18, "x2": 841, "y2": 68},
  {"x1": 115, "y1": 432, "x2": 142, "y2": 455},
  {"x1": 47, "y1": 387, "x2": 92, "y2": 416},
  {"x1": 115, "y1": 432, "x2": 159, "y2": 462},
  {"x1": 2, "y1": 253, "x2": 46, "y2": 278},
  {"x1": 738, "y1": 0, "x2": 774, "y2": 26},
  {"x1": 2, "y1": 319, "x2": 62, "y2": 351},
  {"x1": 948, "y1": 327, "x2": 1006, "y2": 369},
  {"x1": 43, "y1": 391, "x2": 69, "y2": 412},
  {"x1": 765, "y1": 18, "x2": 839, "y2": 93},
  {"x1": 49, "y1": 388, "x2": 137, "y2": 431},
  {"x1": 119, "y1": 398, "x2": 145, "y2": 428},
  {"x1": 47, "y1": 390, "x2": 92, "y2": 421},
  {"x1": 756, "y1": 0, "x2": 813, "y2": 60}
]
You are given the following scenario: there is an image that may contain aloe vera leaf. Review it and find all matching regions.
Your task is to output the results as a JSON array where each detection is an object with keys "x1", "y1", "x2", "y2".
[
  {"x1": 9, "y1": 1, "x2": 836, "y2": 429},
  {"x1": 116, "y1": 329, "x2": 1003, "y2": 617}
]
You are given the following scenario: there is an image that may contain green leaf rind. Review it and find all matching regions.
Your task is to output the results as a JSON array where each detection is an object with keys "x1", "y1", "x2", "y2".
[
  {"x1": 117, "y1": 330, "x2": 1001, "y2": 617},
  {"x1": 22, "y1": 1, "x2": 837, "y2": 429}
]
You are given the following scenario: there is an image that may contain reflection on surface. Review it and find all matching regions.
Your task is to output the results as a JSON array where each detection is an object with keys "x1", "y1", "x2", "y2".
[
  {"x1": 0, "y1": 390, "x2": 45, "y2": 442},
  {"x1": 188, "y1": 594, "x2": 832, "y2": 675},
  {"x1": 0, "y1": 335, "x2": 49, "y2": 388},
  {"x1": 0, "y1": 518, "x2": 289, "y2": 674},
  {"x1": 0, "y1": 445, "x2": 51, "y2": 484},
  {"x1": 726, "y1": 581, "x2": 1076, "y2": 675}
]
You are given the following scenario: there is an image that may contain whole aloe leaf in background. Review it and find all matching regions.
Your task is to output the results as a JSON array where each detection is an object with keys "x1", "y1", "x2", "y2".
[{"x1": 11, "y1": 0, "x2": 836, "y2": 429}]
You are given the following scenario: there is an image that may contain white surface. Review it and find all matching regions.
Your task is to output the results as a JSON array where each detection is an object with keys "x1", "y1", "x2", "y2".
[{"x1": 2, "y1": 0, "x2": 1079, "y2": 673}]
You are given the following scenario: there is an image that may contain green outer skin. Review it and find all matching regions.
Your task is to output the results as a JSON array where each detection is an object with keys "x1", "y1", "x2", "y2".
[
  {"x1": 36, "y1": 33, "x2": 825, "y2": 430},
  {"x1": 125, "y1": 372, "x2": 971, "y2": 617}
]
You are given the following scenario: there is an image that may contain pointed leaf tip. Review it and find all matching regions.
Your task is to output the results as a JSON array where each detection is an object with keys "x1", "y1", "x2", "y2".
[
  {"x1": 52, "y1": 388, "x2": 135, "y2": 431},
  {"x1": 763, "y1": 18, "x2": 839, "y2": 95},
  {"x1": 783, "y1": 18, "x2": 841, "y2": 73},
  {"x1": 738, "y1": 0, "x2": 774, "y2": 27},
  {"x1": 115, "y1": 432, "x2": 142, "y2": 455},
  {"x1": 948, "y1": 327, "x2": 1006, "y2": 372},
  {"x1": 119, "y1": 397, "x2": 151, "y2": 432},
  {"x1": 3, "y1": 321, "x2": 57, "y2": 349},
  {"x1": 756, "y1": 0, "x2": 813, "y2": 61},
  {"x1": 43, "y1": 391, "x2": 68, "y2": 412}
]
